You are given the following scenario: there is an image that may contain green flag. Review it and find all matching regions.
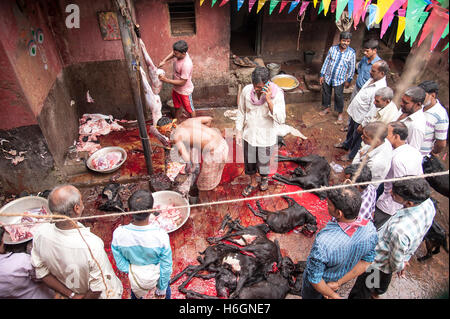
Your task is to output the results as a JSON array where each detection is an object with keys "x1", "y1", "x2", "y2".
[
  {"x1": 269, "y1": 0, "x2": 280, "y2": 14},
  {"x1": 212, "y1": 0, "x2": 218, "y2": 6},
  {"x1": 318, "y1": 0, "x2": 324, "y2": 14},
  {"x1": 336, "y1": 0, "x2": 350, "y2": 22}
]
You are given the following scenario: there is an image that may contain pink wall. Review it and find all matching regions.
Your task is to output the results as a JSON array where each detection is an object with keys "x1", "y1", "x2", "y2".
[{"x1": 135, "y1": 0, "x2": 230, "y2": 87}]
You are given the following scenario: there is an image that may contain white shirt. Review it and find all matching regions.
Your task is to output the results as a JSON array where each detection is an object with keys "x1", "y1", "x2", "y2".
[
  {"x1": 347, "y1": 76, "x2": 387, "y2": 124},
  {"x1": 420, "y1": 100, "x2": 449, "y2": 156},
  {"x1": 398, "y1": 109, "x2": 427, "y2": 151},
  {"x1": 376, "y1": 144, "x2": 424, "y2": 216},
  {"x1": 361, "y1": 101, "x2": 402, "y2": 127},
  {"x1": 352, "y1": 139, "x2": 393, "y2": 188},
  {"x1": 31, "y1": 223, "x2": 123, "y2": 299},
  {"x1": 236, "y1": 84, "x2": 286, "y2": 147}
]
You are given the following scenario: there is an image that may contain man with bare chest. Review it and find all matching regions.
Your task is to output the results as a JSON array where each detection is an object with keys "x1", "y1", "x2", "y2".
[{"x1": 157, "y1": 116, "x2": 229, "y2": 191}]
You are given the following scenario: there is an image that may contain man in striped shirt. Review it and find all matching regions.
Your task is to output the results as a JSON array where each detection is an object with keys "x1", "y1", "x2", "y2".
[
  {"x1": 319, "y1": 32, "x2": 356, "y2": 125},
  {"x1": 301, "y1": 186, "x2": 378, "y2": 299},
  {"x1": 418, "y1": 80, "x2": 449, "y2": 157},
  {"x1": 348, "y1": 178, "x2": 435, "y2": 299}
]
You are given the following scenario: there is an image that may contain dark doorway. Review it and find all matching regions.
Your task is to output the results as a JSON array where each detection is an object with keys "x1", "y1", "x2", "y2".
[{"x1": 230, "y1": 0, "x2": 262, "y2": 57}]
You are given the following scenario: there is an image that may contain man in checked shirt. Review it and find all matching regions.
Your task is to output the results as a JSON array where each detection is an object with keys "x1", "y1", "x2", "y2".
[
  {"x1": 318, "y1": 31, "x2": 356, "y2": 125},
  {"x1": 347, "y1": 178, "x2": 435, "y2": 299}
]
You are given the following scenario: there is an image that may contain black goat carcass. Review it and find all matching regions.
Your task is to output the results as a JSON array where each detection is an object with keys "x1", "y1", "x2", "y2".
[
  {"x1": 98, "y1": 183, "x2": 124, "y2": 211},
  {"x1": 272, "y1": 154, "x2": 330, "y2": 200},
  {"x1": 422, "y1": 154, "x2": 449, "y2": 197},
  {"x1": 247, "y1": 196, "x2": 318, "y2": 234},
  {"x1": 418, "y1": 220, "x2": 449, "y2": 262}
]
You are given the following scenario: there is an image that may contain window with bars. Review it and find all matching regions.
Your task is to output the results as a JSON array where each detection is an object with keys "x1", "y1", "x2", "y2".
[{"x1": 168, "y1": 2, "x2": 196, "y2": 36}]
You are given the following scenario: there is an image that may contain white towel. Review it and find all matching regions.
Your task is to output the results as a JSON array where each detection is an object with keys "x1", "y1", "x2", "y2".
[{"x1": 129, "y1": 264, "x2": 160, "y2": 299}]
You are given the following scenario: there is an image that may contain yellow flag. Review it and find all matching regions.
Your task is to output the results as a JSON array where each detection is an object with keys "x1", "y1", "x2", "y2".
[
  {"x1": 375, "y1": 0, "x2": 395, "y2": 24},
  {"x1": 396, "y1": 16, "x2": 406, "y2": 43},
  {"x1": 200, "y1": 0, "x2": 205, "y2": 5},
  {"x1": 257, "y1": 0, "x2": 267, "y2": 13},
  {"x1": 323, "y1": 0, "x2": 332, "y2": 15},
  {"x1": 313, "y1": 0, "x2": 318, "y2": 8},
  {"x1": 363, "y1": 0, "x2": 370, "y2": 9}
]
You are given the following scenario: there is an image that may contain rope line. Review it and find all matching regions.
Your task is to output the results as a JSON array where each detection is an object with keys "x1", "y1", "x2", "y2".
[{"x1": 1, "y1": 170, "x2": 447, "y2": 228}]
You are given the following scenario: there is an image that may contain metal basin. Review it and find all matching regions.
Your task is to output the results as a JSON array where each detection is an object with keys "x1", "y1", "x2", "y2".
[
  {"x1": 0, "y1": 196, "x2": 50, "y2": 244},
  {"x1": 271, "y1": 74, "x2": 300, "y2": 91},
  {"x1": 86, "y1": 146, "x2": 127, "y2": 173},
  {"x1": 152, "y1": 191, "x2": 190, "y2": 233}
]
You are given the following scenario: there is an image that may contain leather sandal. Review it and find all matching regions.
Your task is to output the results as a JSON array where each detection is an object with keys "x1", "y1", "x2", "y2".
[
  {"x1": 259, "y1": 177, "x2": 269, "y2": 191},
  {"x1": 242, "y1": 185, "x2": 256, "y2": 197}
]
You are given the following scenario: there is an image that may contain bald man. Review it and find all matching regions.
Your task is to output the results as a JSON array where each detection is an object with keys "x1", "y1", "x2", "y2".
[{"x1": 31, "y1": 185, "x2": 123, "y2": 299}]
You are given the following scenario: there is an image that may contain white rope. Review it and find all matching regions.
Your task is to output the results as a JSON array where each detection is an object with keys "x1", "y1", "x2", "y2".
[{"x1": 1, "y1": 170, "x2": 448, "y2": 227}]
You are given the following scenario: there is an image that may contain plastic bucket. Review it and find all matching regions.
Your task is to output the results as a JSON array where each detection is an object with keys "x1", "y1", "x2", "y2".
[{"x1": 267, "y1": 63, "x2": 281, "y2": 79}]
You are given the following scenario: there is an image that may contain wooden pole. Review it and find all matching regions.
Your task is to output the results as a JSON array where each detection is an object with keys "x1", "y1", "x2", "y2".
[{"x1": 113, "y1": 0, "x2": 153, "y2": 175}]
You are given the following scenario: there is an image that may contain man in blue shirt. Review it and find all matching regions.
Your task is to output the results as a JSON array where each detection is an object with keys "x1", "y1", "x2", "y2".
[
  {"x1": 301, "y1": 186, "x2": 378, "y2": 299},
  {"x1": 353, "y1": 39, "x2": 381, "y2": 99},
  {"x1": 319, "y1": 32, "x2": 356, "y2": 125}
]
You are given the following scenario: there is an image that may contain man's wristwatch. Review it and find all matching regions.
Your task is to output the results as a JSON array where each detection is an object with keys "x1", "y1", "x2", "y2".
[{"x1": 68, "y1": 292, "x2": 76, "y2": 299}]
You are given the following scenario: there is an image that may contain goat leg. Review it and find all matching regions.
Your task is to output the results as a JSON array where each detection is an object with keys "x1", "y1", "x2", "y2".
[
  {"x1": 247, "y1": 203, "x2": 267, "y2": 220},
  {"x1": 170, "y1": 264, "x2": 202, "y2": 284},
  {"x1": 185, "y1": 290, "x2": 221, "y2": 299}
]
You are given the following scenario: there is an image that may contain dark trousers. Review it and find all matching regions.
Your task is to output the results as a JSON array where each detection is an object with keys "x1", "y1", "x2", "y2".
[
  {"x1": 243, "y1": 140, "x2": 274, "y2": 177},
  {"x1": 130, "y1": 282, "x2": 172, "y2": 299},
  {"x1": 348, "y1": 268, "x2": 393, "y2": 299},
  {"x1": 373, "y1": 206, "x2": 392, "y2": 231},
  {"x1": 301, "y1": 272, "x2": 324, "y2": 299},
  {"x1": 343, "y1": 117, "x2": 362, "y2": 159},
  {"x1": 322, "y1": 81, "x2": 345, "y2": 113}
]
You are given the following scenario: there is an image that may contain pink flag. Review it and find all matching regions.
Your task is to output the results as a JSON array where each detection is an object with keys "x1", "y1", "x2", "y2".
[
  {"x1": 380, "y1": 0, "x2": 407, "y2": 38},
  {"x1": 418, "y1": 5, "x2": 449, "y2": 50},
  {"x1": 299, "y1": 1, "x2": 310, "y2": 16},
  {"x1": 219, "y1": 0, "x2": 230, "y2": 6},
  {"x1": 361, "y1": 0, "x2": 372, "y2": 22},
  {"x1": 249, "y1": 0, "x2": 257, "y2": 11},
  {"x1": 331, "y1": 0, "x2": 337, "y2": 13},
  {"x1": 279, "y1": 0, "x2": 289, "y2": 13},
  {"x1": 353, "y1": 0, "x2": 364, "y2": 27}
]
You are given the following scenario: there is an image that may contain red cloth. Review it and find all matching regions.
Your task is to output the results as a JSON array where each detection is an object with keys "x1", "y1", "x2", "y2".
[{"x1": 338, "y1": 218, "x2": 370, "y2": 237}]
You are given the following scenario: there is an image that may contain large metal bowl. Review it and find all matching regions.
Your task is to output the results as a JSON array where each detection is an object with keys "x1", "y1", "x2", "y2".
[
  {"x1": 271, "y1": 74, "x2": 300, "y2": 91},
  {"x1": 152, "y1": 191, "x2": 190, "y2": 233},
  {"x1": 0, "y1": 196, "x2": 50, "y2": 244},
  {"x1": 86, "y1": 146, "x2": 127, "y2": 174}
]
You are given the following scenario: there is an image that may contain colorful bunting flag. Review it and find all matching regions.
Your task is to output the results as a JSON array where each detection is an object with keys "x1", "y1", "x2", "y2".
[
  {"x1": 405, "y1": 0, "x2": 429, "y2": 46},
  {"x1": 257, "y1": 0, "x2": 267, "y2": 13},
  {"x1": 361, "y1": 0, "x2": 372, "y2": 22},
  {"x1": 366, "y1": 4, "x2": 378, "y2": 29},
  {"x1": 336, "y1": 0, "x2": 350, "y2": 22},
  {"x1": 323, "y1": 0, "x2": 332, "y2": 15},
  {"x1": 219, "y1": 0, "x2": 230, "y2": 6},
  {"x1": 442, "y1": 42, "x2": 449, "y2": 51},
  {"x1": 380, "y1": 0, "x2": 407, "y2": 39},
  {"x1": 269, "y1": 0, "x2": 280, "y2": 14},
  {"x1": 200, "y1": 0, "x2": 205, "y2": 6},
  {"x1": 375, "y1": 0, "x2": 395, "y2": 24},
  {"x1": 331, "y1": 0, "x2": 337, "y2": 13},
  {"x1": 279, "y1": 1, "x2": 289, "y2": 13},
  {"x1": 418, "y1": 6, "x2": 449, "y2": 50},
  {"x1": 318, "y1": 0, "x2": 324, "y2": 14},
  {"x1": 211, "y1": 0, "x2": 218, "y2": 7},
  {"x1": 348, "y1": 0, "x2": 354, "y2": 16},
  {"x1": 396, "y1": 16, "x2": 406, "y2": 42},
  {"x1": 249, "y1": 0, "x2": 257, "y2": 11},
  {"x1": 314, "y1": 0, "x2": 318, "y2": 8},
  {"x1": 353, "y1": 0, "x2": 365, "y2": 27},
  {"x1": 299, "y1": 1, "x2": 310, "y2": 16},
  {"x1": 288, "y1": 0, "x2": 300, "y2": 13},
  {"x1": 237, "y1": 0, "x2": 245, "y2": 11}
]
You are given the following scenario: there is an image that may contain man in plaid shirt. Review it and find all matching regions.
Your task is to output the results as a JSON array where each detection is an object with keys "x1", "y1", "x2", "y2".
[
  {"x1": 348, "y1": 178, "x2": 435, "y2": 299},
  {"x1": 319, "y1": 32, "x2": 356, "y2": 125}
]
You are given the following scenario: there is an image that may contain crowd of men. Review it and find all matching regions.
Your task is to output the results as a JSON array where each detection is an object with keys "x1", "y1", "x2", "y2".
[{"x1": 0, "y1": 31, "x2": 448, "y2": 300}]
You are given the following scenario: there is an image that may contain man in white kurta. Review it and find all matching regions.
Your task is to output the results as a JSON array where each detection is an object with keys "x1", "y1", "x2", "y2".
[{"x1": 236, "y1": 67, "x2": 286, "y2": 196}]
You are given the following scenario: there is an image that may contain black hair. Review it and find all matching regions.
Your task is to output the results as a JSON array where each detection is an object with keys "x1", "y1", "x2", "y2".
[
  {"x1": 157, "y1": 116, "x2": 172, "y2": 127},
  {"x1": 327, "y1": 186, "x2": 362, "y2": 220},
  {"x1": 392, "y1": 178, "x2": 431, "y2": 205},
  {"x1": 344, "y1": 164, "x2": 372, "y2": 189},
  {"x1": 128, "y1": 190, "x2": 154, "y2": 221},
  {"x1": 251, "y1": 66, "x2": 270, "y2": 85},
  {"x1": 173, "y1": 40, "x2": 188, "y2": 53},
  {"x1": 363, "y1": 39, "x2": 378, "y2": 50},
  {"x1": 340, "y1": 32, "x2": 352, "y2": 40},
  {"x1": 418, "y1": 80, "x2": 439, "y2": 96},
  {"x1": 388, "y1": 121, "x2": 409, "y2": 141},
  {"x1": 0, "y1": 226, "x2": 4, "y2": 245}
]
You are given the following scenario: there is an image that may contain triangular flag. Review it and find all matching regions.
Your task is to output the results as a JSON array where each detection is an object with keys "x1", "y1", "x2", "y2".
[
  {"x1": 331, "y1": 0, "x2": 337, "y2": 13},
  {"x1": 442, "y1": 42, "x2": 449, "y2": 52},
  {"x1": 211, "y1": 0, "x2": 218, "y2": 7},
  {"x1": 353, "y1": 0, "x2": 365, "y2": 27},
  {"x1": 380, "y1": 0, "x2": 407, "y2": 39},
  {"x1": 314, "y1": 0, "x2": 318, "y2": 8},
  {"x1": 396, "y1": 16, "x2": 406, "y2": 42},
  {"x1": 219, "y1": 0, "x2": 230, "y2": 6},
  {"x1": 257, "y1": 0, "x2": 267, "y2": 13},
  {"x1": 441, "y1": 22, "x2": 449, "y2": 39},
  {"x1": 323, "y1": 0, "x2": 332, "y2": 15},
  {"x1": 404, "y1": 0, "x2": 428, "y2": 45},
  {"x1": 361, "y1": 0, "x2": 372, "y2": 22},
  {"x1": 418, "y1": 8, "x2": 449, "y2": 51},
  {"x1": 237, "y1": 0, "x2": 245, "y2": 11},
  {"x1": 366, "y1": 4, "x2": 378, "y2": 30},
  {"x1": 348, "y1": 0, "x2": 354, "y2": 16},
  {"x1": 269, "y1": 0, "x2": 280, "y2": 14},
  {"x1": 375, "y1": 0, "x2": 395, "y2": 24},
  {"x1": 299, "y1": 1, "x2": 310, "y2": 16},
  {"x1": 279, "y1": 1, "x2": 289, "y2": 13},
  {"x1": 200, "y1": 0, "x2": 206, "y2": 6},
  {"x1": 318, "y1": 0, "x2": 324, "y2": 14},
  {"x1": 249, "y1": 0, "x2": 257, "y2": 11},
  {"x1": 407, "y1": 12, "x2": 429, "y2": 46},
  {"x1": 336, "y1": 0, "x2": 350, "y2": 22},
  {"x1": 288, "y1": 0, "x2": 300, "y2": 13}
]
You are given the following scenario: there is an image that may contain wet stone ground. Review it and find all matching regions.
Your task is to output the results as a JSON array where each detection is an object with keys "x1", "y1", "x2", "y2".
[{"x1": 0, "y1": 101, "x2": 448, "y2": 299}]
